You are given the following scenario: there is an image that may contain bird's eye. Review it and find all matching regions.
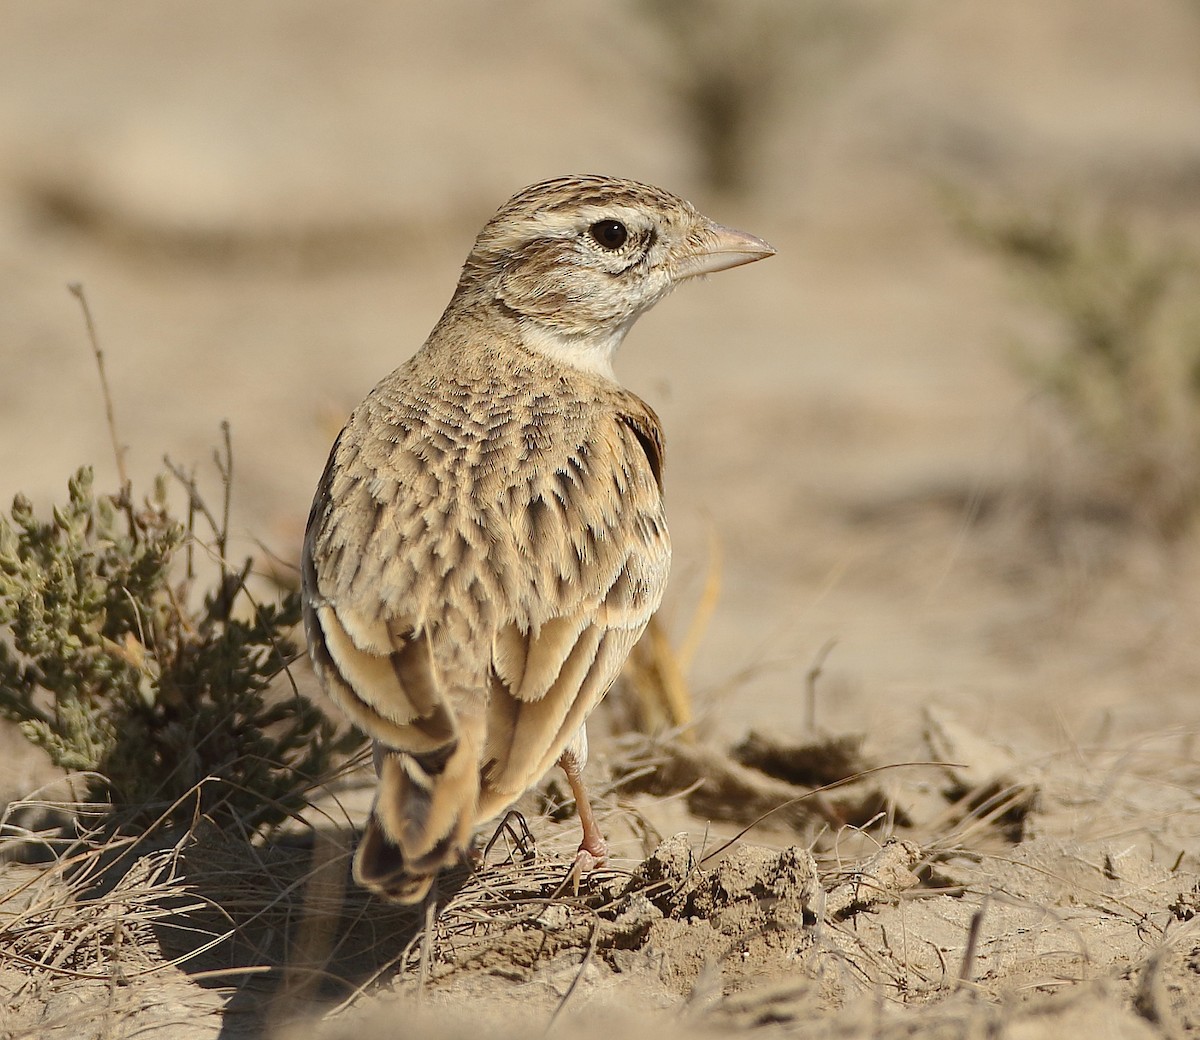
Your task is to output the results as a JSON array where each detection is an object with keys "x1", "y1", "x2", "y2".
[{"x1": 589, "y1": 219, "x2": 628, "y2": 250}]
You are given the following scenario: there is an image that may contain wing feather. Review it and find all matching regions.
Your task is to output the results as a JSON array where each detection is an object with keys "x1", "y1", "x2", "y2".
[
  {"x1": 514, "y1": 615, "x2": 590, "y2": 701},
  {"x1": 494, "y1": 622, "x2": 603, "y2": 789},
  {"x1": 479, "y1": 399, "x2": 670, "y2": 796}
]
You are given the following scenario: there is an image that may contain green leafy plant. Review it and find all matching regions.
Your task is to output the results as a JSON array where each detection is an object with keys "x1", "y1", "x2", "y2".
[
  {"x1": 957, "y1": 197, "x2": 1200, "y2": 537},
  {"x1": 0, "y1": 463, "x2": 355, "y2": 834}
]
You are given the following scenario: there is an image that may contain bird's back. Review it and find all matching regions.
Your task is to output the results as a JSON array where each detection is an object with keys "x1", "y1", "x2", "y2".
[{"x1": 301, "y1": 336, "x2": 670, "y2": 895}]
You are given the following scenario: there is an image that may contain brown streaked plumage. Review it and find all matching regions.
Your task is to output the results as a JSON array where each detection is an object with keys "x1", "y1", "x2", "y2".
[{"x1": 302, "y1": 174, "x2": 774, "y2": 902}]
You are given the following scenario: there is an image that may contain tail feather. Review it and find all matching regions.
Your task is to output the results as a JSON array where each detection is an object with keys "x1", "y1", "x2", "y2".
[
  {"x1": 354, "y1": 739, "x2": 480, "y2": 903},
  {"x1": 353, "y1": 815, "x2": 462, "y2": 903},
  {"x1": 353, "y1": 816, "x2": 434, "y2": 903}
]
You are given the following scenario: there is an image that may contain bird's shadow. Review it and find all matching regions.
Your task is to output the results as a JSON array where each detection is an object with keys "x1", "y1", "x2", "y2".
[
  {"x1": 137, "y1": 828, "x2": 468, "y2": 1037},
  {"x1": 3, "y1": 799, "x2": 591, "y2": 1038},
  {"x1": 141, "y1": 813, "x2": 559, "y2": 1038}
]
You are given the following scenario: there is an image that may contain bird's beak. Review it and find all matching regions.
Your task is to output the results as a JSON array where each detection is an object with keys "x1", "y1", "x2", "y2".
[{"x1": 674, "y1": 221, "x2": 776, "y2": 280}]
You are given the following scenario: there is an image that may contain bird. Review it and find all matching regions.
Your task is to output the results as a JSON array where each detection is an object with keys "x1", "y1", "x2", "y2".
[{"x1": 301, "y1": 174, "x2": 774, "y2": 903}]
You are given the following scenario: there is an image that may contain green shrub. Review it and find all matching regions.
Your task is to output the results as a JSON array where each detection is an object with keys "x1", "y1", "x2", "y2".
[{"x1": 0, "y1": 465, "x2": 354, "y2": 834}]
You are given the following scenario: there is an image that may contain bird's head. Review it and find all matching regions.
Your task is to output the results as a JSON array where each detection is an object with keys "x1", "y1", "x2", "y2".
[{"x1": 447, "y1": 174, "x2": 775, "y2": 377}]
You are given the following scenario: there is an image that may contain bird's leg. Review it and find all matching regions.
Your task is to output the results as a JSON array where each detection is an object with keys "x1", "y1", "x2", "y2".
[{"x1": 558, "y1": 748, "x2": 607, "y2": 888}]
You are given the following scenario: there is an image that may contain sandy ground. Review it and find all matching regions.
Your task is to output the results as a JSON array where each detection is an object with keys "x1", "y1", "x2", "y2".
[{"x1": 2, "y1": 1, "x2": 1200, "y2": 1037}]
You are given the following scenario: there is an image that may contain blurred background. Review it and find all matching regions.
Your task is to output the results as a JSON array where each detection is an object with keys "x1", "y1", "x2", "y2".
[{"x1": 3, "y1": 0, "x2": 1200, "y2": 781}]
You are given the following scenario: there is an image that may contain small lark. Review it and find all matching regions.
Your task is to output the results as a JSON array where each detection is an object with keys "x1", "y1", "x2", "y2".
[{"x1": 302, "y1": 174, "x2": 773, "y2": 902}]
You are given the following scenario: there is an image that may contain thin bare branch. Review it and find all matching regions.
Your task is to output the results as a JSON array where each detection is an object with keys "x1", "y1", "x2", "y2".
[{"x1": 68, "y1": 283, "x2": 128, "y2": 490}]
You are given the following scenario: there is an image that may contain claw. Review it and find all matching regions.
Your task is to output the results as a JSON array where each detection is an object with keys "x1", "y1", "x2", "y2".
[{"x1": 567, "y1": 832, "x2": 608, "y2": 895}]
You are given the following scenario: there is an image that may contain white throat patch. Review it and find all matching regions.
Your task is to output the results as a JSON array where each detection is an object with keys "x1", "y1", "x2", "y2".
[{"x1": 518, "y1": 318, "x2": 635, "y2": 382}]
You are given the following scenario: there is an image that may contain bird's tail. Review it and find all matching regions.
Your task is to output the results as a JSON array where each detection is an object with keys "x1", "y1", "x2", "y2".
[{"x1": 354, "y1": 738, "x2": 480, "y2": 903}]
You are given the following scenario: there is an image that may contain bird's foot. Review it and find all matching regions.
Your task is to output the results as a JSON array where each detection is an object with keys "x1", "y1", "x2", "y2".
[{"x1": 567, "y1": 834, "x2": 608, "y2": 896}]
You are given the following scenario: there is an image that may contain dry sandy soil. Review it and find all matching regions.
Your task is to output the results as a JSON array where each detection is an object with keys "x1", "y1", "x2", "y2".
[{"x1": 2, "y1": 1, "x2": 1200, "y2": 1037}]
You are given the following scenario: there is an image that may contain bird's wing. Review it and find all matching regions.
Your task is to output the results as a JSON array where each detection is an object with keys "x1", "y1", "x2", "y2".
[
  {"x1": 301, "y1": 399, "x2": 470, "y2": 756},
  {"x1": 480, "y1": 399, "x2": 670, "y2": 800},
  {"x1": 301, "y1": 380, "x2": 508, "y2": 878}
]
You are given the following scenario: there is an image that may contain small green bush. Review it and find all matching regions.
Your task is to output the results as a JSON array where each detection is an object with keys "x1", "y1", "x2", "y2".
[{"x1": 0, "y1": 465, "x2": 353, "y2": 834}]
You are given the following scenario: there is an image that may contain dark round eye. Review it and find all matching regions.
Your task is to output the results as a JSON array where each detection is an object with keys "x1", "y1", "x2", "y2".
[{"x1": 589, "y1": 219, "x2": 628, "y2": 250}]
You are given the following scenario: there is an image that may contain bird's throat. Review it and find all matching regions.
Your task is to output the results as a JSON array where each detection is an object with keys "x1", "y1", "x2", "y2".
[{"x1": 516, "y1": 317, "x2": 635, "y2": 382}]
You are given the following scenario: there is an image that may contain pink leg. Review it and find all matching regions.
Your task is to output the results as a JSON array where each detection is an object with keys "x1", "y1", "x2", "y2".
[{"x1": 559, "y1": 749, "x2": 607, "y2": 887}]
